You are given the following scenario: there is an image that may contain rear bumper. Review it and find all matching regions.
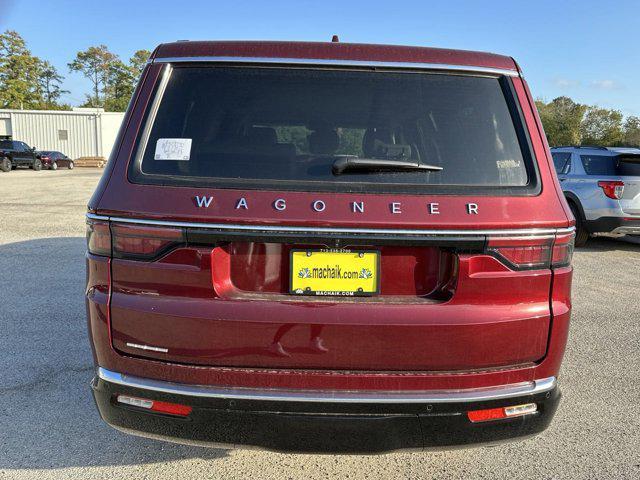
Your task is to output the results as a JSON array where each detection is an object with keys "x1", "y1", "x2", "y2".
[
  {"x1": 92, "y1": 368, "x2": 560, "y2": 453},
  {"x1": 586, "y1": 216, "x2": 640, "y2": 235}
]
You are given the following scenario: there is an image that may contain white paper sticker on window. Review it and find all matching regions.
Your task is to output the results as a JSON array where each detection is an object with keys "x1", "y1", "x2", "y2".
[{"x1": 154, "y1": 138, "x2": 192, "y2": 161}]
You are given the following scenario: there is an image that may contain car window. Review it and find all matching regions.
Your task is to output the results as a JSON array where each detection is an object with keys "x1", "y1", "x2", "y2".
[
  {"x1": 131, "y1": 66, "x2": 535, "y2": 193},
  {"x1": 552, "y1": 152, "x2": 571, "y2": 174},
  {"x1": 0, "y1": 140, "x2": 12, "y2": 149},
  {"x1": 581, "y1": 155, "x2": 640, "y2": 176}
]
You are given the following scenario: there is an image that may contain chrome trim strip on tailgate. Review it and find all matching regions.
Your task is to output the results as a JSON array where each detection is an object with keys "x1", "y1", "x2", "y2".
[
  {"x1": 98, "y1": 367, "x2": 556, "y2": 404},
  {"x1": 86, "y1": 213, "x2": 574, "y2": 237},
  {"x1": 151, "y1": 56, "x2": 519, "y2": 77}
]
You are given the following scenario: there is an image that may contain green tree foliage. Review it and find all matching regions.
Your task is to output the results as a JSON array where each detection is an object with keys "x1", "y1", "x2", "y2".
[
  {"x1": 39, "y1": 61, "x2": 69, "y2": 108},
  {"x1": 535, "y1": 96, "x2": 586, "y2": 146},
  {"x1": 69, "y1": 46, "x2": 150, "y2": 111},
  {"x1": 0, "y1": 30, "x2": 45, "y2": 109},
  {"x1": 129, "y1": 49, "x2": 151, "y2": 78},
  {"x1": 579, "y1": 107, "x2": 624, "y2": 146},
  {"x1": 536, "y1": 97, "x2": 639, "y2": 148},
  {"x1": 622, "y1": 116, "x2": 640, "y2": 147},
  {"x1": 68, "y1": 45, "x2": 118, "y2": 108}
]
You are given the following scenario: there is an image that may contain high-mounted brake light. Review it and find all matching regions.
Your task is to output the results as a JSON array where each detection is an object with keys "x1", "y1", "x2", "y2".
[
  {"x1": 467, "y1": 403, "x2": 537, "y2": 423},
  {"x1": 116, "y1": 394, "x2": 192, "y2": 417},
  {"x1": 486, "y1": 232, "x2": 574, "y2": 270},
  {"x1": 598, "y1": 180, "x2": 624, "y2": 199}
]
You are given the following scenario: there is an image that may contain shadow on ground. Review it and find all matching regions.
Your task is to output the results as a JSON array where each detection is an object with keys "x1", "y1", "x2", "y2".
[
  {"x1": 579, "y1": 234, "x2": 640, "y2": 253},
  {"x1": 0, "y1": 237, "x2": 227, "y2": 470}
]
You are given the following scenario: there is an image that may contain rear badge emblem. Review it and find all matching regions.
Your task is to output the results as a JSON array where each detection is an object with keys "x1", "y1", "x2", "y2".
[{"x1": 193, "y1": 196, "x2": 479, "y2": 215}]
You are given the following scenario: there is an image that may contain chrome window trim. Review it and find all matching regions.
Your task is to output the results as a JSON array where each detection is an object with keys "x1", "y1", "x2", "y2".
[
  {"x1": 98, "y1": 367, "x2": 555, "y2": 404},
  {"x1": 86, "y1": 213, "x2": 574, "y2": 237},
  {"x1": 151, "y1": 56, "x2": 519, "y2": 77}
]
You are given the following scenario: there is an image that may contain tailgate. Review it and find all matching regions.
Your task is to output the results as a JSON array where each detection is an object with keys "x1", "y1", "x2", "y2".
[{"x1": 108, "y1": 221, "x2": 554, "y2": 371}]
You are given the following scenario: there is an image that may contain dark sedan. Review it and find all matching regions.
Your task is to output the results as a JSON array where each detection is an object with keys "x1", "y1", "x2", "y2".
[{"x1": 38, "y1": 151, "x2": 75, "y2": 170}]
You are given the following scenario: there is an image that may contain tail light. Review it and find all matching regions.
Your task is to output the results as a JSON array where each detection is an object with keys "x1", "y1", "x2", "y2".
[
  {"x1": 486, "y1": 232, "x2": 574, "y2": 270},
  {"x1": 598, "y1": 180, "x2": 624, "y2": 199},
  {"x1": 86, "y1": 218, "x2": 111, "y2": 256},
  {"x1": 86, "y1": 218, "x2": 185, "y2": 260},
  {"x1": 112, "y1": 223, "x2": 185, "y2": 260}
]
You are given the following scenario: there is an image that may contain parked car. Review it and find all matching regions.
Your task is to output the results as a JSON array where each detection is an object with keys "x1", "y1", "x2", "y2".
[
  {"x1": 86, "y1": 40, "x2": 574, "y2": 453},
  {"x1": 0, "y1": 140, "x2": 42, "y2": 171},
  {"x1": 37, "y1": 150, "x2": 75, "y2": 170},
  {"x1": 551, "y1": 146, "x2": 640, "y2": 246}
]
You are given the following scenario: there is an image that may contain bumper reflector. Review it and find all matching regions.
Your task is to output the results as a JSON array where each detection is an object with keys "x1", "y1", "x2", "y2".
[
  {"x1": 467, "y1": 403, "x2": 537, "y2": 423},
  {"x1": 116, "y1": 394, "x2": 192, "y2": 417}
]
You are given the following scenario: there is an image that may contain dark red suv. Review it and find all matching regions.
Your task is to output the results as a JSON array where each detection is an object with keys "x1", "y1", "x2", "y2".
[{"x1": 86, "y1": 41, "x2": 574, "y2": 453}]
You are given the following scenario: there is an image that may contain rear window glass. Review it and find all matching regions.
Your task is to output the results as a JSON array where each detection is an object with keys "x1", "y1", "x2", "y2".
[
  {"x1": 552, "y1": 152, "x2": 571, "y2": 174},
  {"x1": 131, "y1": 66, "x2": 534, "y2": 193},
  {"x1": 581, "y1": 155, "x2": 640, "y2": 176},
  {"x1": 0, "y1": 140, "x2": 13, "y2": 149}
]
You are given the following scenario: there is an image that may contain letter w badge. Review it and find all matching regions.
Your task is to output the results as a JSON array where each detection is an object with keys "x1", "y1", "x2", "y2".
[{"x1": 195, "y1": 196, "x2": 213, "y2": 208}]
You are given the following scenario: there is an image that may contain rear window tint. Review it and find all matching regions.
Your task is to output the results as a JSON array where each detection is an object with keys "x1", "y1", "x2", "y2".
[
  {"x1": 581, "y1": 155, "x2": 640, "y2": 176},
  {"x1": 131, "y1": 66, "x2": 535, "y2": 193}
]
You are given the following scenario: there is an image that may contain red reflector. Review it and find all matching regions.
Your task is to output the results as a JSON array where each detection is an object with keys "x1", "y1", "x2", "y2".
[
  {"x1": 598, "y1": 180, "x2": 624, "y2": 199},
  {"x1": 116, "y1": 394, "x2": 192, "y2": 417},
  {"x1": 468, "y1": 403, "x2": 537, "y2": 423},
  {"x1": 111, "y1": 223, "x2": 184, "y2": 260},
  {"x1": 150, "y1": 400, "x2": 193, "y2": 416},
  {"x1": 468, "y1": 407, "x2": 506, "y2": 423}
]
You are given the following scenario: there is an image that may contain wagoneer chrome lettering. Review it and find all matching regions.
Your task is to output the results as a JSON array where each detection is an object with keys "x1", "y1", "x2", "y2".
[{"x1": 87, "y1": 40, "x2": 573, "y2": 453}]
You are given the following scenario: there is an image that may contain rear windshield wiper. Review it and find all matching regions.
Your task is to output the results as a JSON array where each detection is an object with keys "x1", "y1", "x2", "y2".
[{"x1": 332, "y1": 157, "x2": 443, "y2": 175}]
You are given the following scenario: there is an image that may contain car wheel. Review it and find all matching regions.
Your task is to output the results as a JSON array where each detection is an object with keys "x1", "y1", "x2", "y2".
[
  {"x1": 0, "y1": 157, "x2": 11, "y2": 172},
  {"x1": 569, "y1": 202, "x2": 589, "y2": 247},
  {"x1": 68, "y1": 161, "x2": 74, "y2": 170},
  {"x1": 51, "y1": 162, "x2": 58, "y2": 170},
  {"x1": 33, "y1": 159, "x2": 42, "y2": 171}
]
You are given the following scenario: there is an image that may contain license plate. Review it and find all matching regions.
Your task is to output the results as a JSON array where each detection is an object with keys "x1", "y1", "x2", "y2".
[{"x1": 290, "y1": 249, "x2": 380, "y2": 296}]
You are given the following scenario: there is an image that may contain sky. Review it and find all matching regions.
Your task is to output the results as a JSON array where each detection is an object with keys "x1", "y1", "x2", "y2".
[{"x1": 1, "y1": 0, "x2": 639, "y2": 116}]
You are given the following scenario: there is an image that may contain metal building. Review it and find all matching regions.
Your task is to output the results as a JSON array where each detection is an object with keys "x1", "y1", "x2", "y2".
[{"x1": 0, "y1": 108, "x2": 125, "y2": 159}]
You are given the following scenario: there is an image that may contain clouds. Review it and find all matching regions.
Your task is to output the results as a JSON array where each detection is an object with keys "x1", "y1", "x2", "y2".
[
  {"x1": 550, "y1": 77, "x2": 623, "y2": 91},
  {"x1": 553, "y1": 77, "x2": 580, "y2": 88},
  {"x1": 590, "y1": 79, "x2": 619, "y2": 90}
]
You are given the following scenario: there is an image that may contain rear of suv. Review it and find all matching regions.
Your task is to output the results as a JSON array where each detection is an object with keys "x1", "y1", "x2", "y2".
[
  {"x1": 86, "y1": 41, "x2": 574, "y2": 453},
  {"x1": 551, "y1": 146, "x2": 640, "y2": 246}
]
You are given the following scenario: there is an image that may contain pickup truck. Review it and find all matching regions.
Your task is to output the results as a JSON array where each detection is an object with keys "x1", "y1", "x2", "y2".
[{"x1": 0, "y1": 140, "x2": 42, "y2": 172}]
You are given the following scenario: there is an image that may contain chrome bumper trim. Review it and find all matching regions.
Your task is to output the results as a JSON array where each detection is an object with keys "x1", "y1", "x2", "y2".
[
  {"x1": 97, "y1": 367, "x2": 556, "y2": 404},
  {"x1": 150, "y1": 56, "x2": 519, "y2": 77},
  {"x1": 86, "y1": 213, "x2": 574, "y2": 238}
]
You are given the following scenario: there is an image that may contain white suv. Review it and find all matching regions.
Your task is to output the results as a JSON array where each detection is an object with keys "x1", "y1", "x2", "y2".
[{"x1": 551, "y1": 146, "x2": 640, "y2": 246}]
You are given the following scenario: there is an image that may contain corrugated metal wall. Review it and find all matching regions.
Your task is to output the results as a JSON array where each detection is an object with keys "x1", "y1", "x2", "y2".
[{"x1": 0, "y1": 110, "x2": 125, "y2": 159}]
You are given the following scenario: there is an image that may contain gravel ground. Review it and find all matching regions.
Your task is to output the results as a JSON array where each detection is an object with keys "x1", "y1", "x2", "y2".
[{"x1": 0, "y1": 168, "x2": 638, "y2": 479}]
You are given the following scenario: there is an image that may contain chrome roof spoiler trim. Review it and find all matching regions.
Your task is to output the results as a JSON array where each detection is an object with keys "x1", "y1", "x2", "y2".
[{"x1": 151, "y1": 56, "x2": 520, "y2": 77}]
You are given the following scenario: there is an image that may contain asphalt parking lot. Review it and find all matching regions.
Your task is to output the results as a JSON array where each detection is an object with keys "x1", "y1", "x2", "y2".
[{"x1": 0, "y1": 168, "x2": 638, "y2": 479}]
